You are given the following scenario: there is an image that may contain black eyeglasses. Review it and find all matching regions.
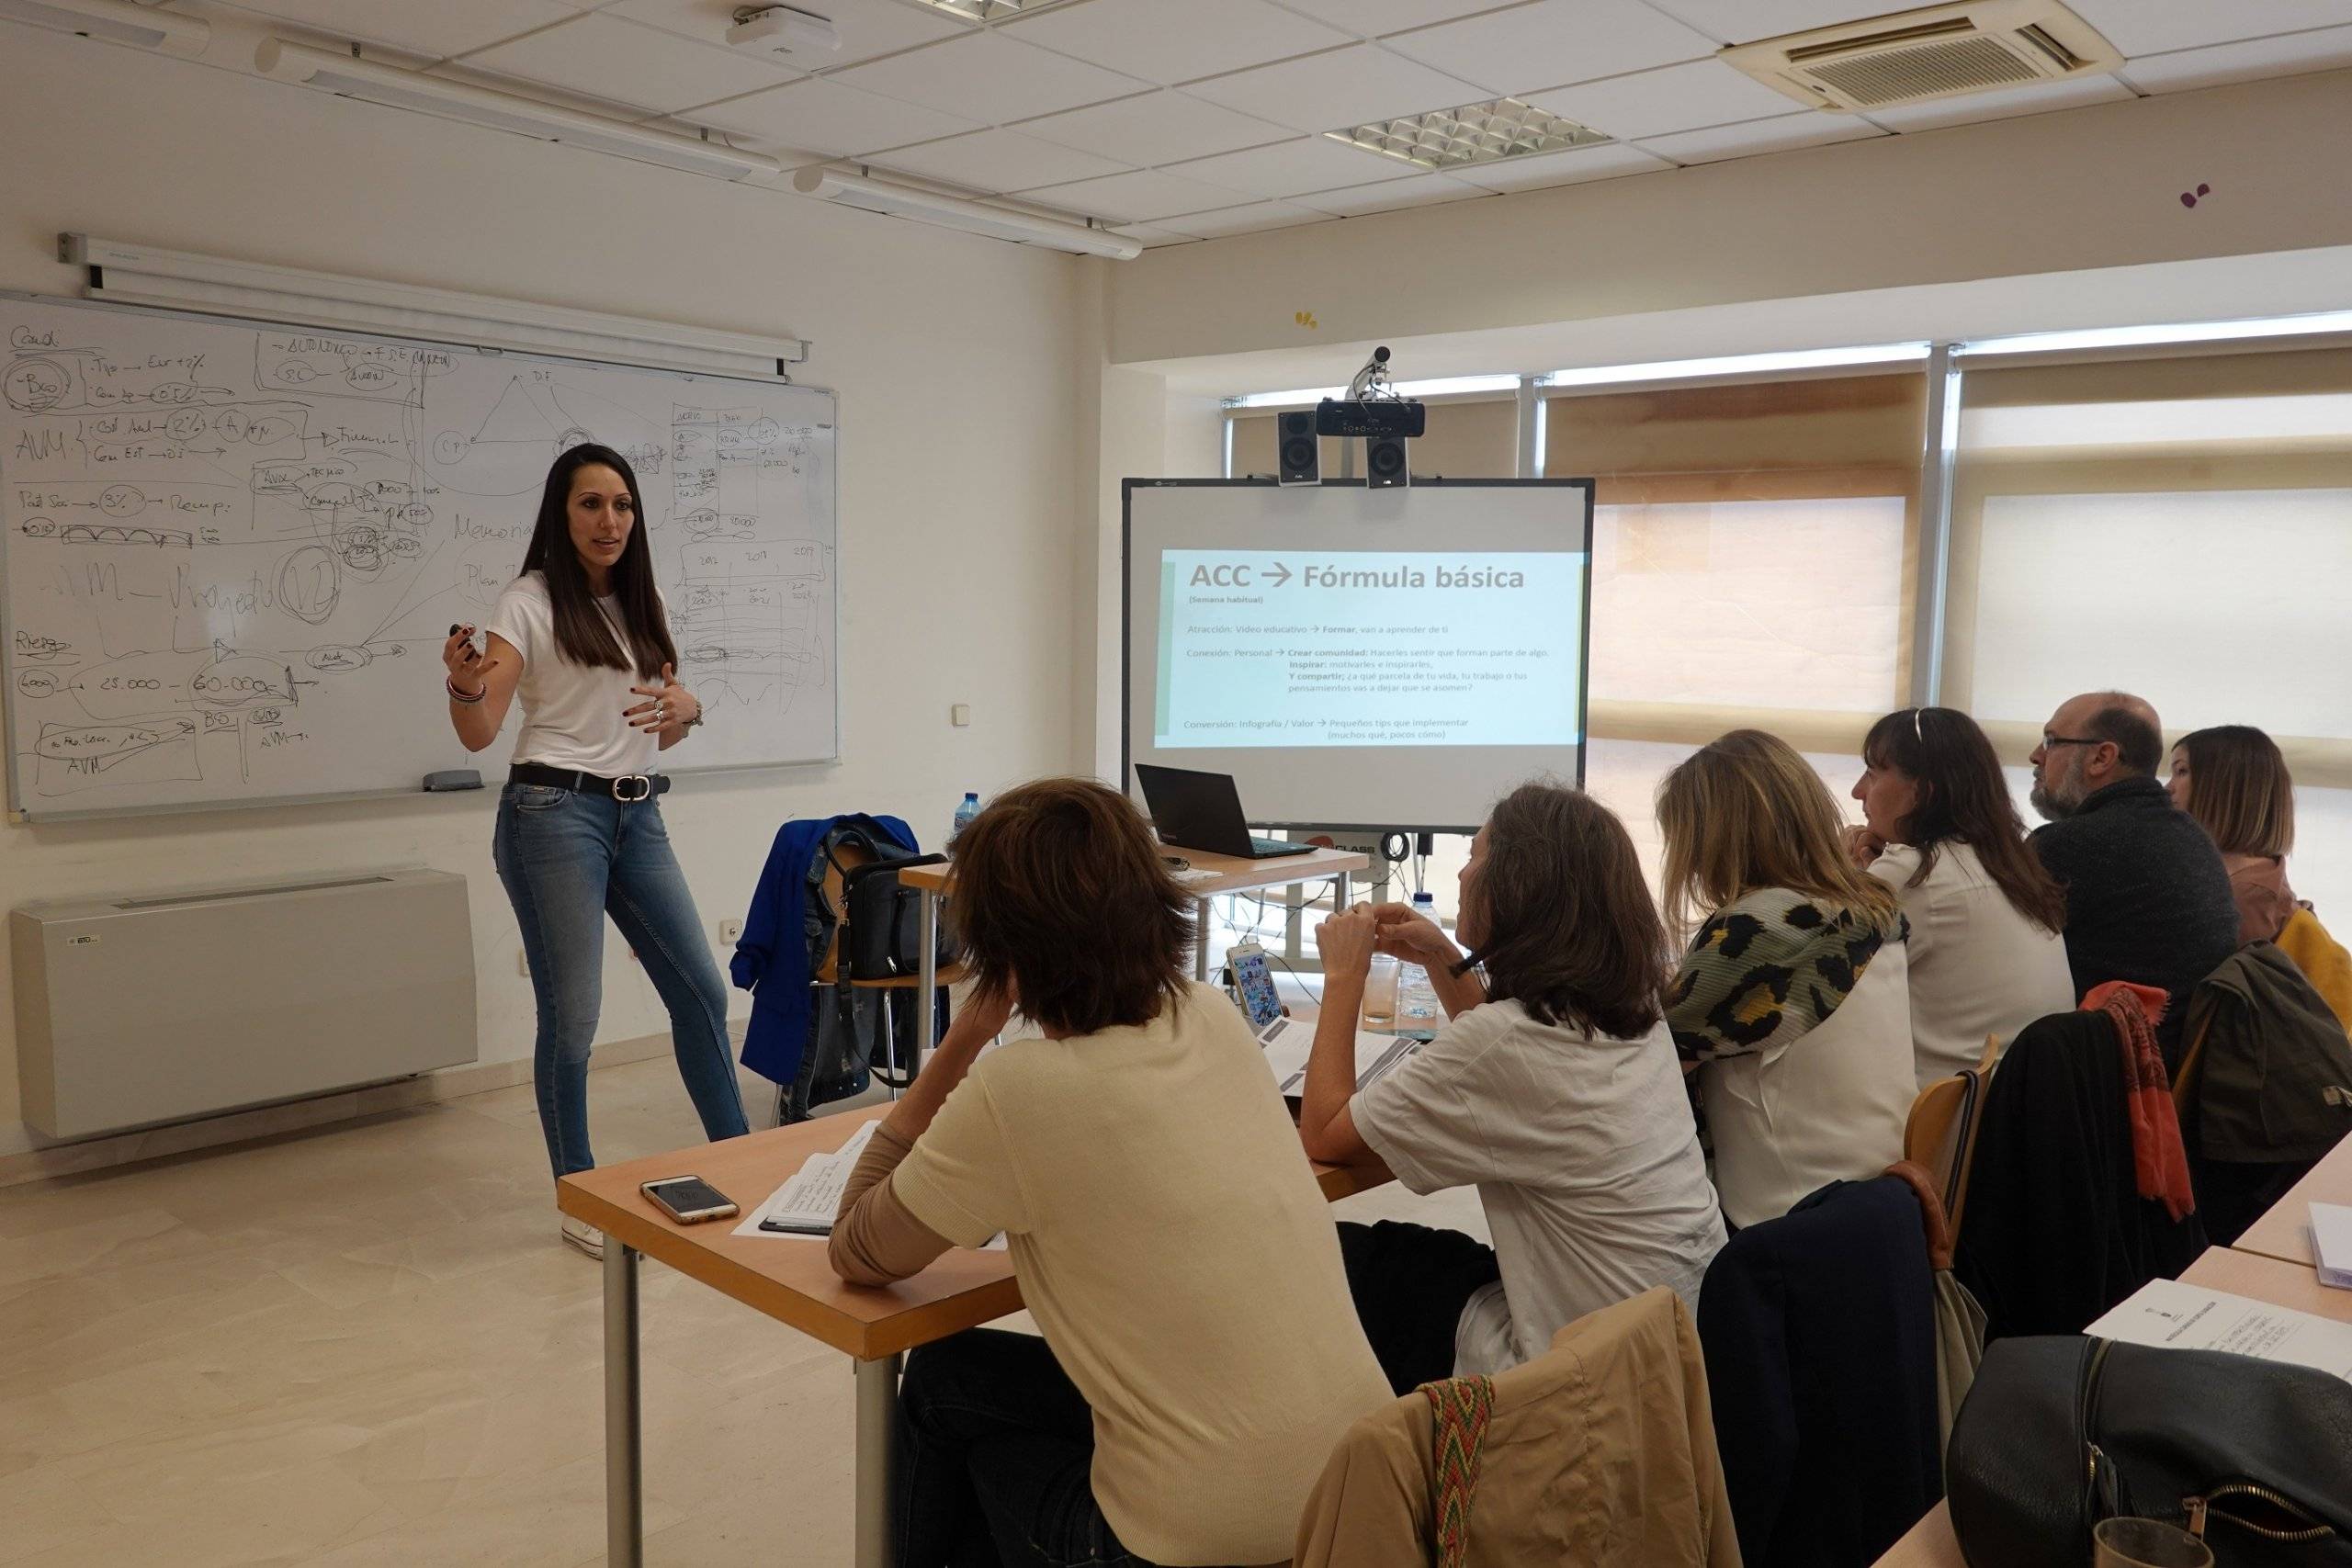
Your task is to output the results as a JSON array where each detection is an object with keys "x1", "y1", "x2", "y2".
[{"x1": 2040, "y1": 736, "x2": 2104, "y2": 750}]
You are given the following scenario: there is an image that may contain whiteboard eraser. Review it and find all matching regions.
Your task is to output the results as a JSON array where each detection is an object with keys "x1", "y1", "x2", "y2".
[{"x1": 424, "y1": 769, "x2": 483, "y2": 792}]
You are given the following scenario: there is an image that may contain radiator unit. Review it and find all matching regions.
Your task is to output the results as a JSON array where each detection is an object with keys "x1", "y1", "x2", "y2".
[{"x1": 13, "y1": 869, "x2": 477, "y2": 1140}]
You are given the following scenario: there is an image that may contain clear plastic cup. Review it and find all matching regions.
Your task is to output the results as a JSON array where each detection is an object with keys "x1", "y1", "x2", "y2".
[{"x1": 1360, "y1": 953, "x2": 1399, "y2": 1031}]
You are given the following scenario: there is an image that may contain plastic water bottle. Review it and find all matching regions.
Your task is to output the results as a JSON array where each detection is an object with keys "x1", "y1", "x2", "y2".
[
  {"x1": 950, "y1": 791, "x2": 980, "y2": 847},
  {"x1": 1397, "y1": 891, "x2": 1442, "y2": 1033}
]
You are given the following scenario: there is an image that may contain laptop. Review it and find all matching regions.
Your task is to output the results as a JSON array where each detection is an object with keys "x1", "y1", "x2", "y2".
[{"x1": 1133, "y1": 764, "x2": 1313, "y2": 861}]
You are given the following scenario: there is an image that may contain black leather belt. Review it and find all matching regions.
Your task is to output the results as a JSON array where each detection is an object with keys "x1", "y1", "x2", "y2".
[{"x1": 510, "y1": 762, "x2": 672, "y2": 802}]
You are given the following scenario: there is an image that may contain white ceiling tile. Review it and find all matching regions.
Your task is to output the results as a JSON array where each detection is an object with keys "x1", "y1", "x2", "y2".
[
  {"x1": 604, "y1": 0, "x2": 974, "y2": 69},
  {"x1": 458, "y1": 13, "x2": 798, "y2": 114},
  {"x1": 1865, "y1": 73, "x2": 2135, "y2": 131},
  {"x1": 1446, "y1": 138, "x2": 1672, "y2": 190},
  {"x1": 2120, "y1": 26, "x2": 2352, "y2": 92},
  {"x1": 1185, "y1": 43, "x2": 1489, "y2": 133},
  {"x1": 873, "y1": 128, "x2": 1134, "y2": 190},
  {"x1": 831, "y1": 31, "x2": 1148, "y2": 123},
  {"x1": 1020, "y1": 167, "x2": 1261, "y2": 220},
  {"x1": 1635, "y1": 109, "x2": 1881, "y2": 164},
  {"x1": 1002, "y1": 0, "x2": 1351, "y2": 86},
  {"x1": 1109, "y1": 221, "x2": 1202, "y2": 247},
  {"x1": 228, "y1": 0, "x2": 581, "y2": 61},
  {"x1": 1527, "y1": 58, "x2": 1805, "y2": 139},
  {"x1": 1160, "y1": 134, "x2": 1413, "y2": 198},
  {"x1": 692, "y1": 74, "x2": 979, "y2": 152},
  {"x1": 1385, "y1": 0, "x2": 1715, "y2": 96},
  {"x1": 1272, "y1": 0, "x2": 1517, "y2": 39},
  {"x1": 2066, "y1": 0, "x2": 2352, "y2": 58},
  {"x1": 1017, "y1": 91, "x2": 1292, "y2": 167},
  {"x1": 1159, "y1": 199, "x2": 1331, "y2": 237},
  {"x1": 1634, "y1": 0, "x2": 1894, "y2": 48},
  {"x1": 1295, "y1": 169, "x2": 1486, "y2": 215}
]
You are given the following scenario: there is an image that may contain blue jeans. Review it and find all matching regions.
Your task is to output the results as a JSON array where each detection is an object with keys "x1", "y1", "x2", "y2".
[{"x1": 492, "y1": 781, "x2": 749, "y2": 1179}]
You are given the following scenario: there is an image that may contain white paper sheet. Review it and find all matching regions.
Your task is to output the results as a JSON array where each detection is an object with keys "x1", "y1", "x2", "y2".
[
  {"x1": 731, "y1": 1118, "x2": 1005, "y2": 1251},
  {"x1": 2312, "y1": 1202, "x2": 2352, "y2": 1290},
  {"x1": 1257, "y1": 1016, "x2": 1419, "y2": 1098},
  {"x1": 732, "y1": 1120, "x2": 880, "y2": 1238},
  {"x1": 2087, "y1": 1278, "x2": 2352, "y2": 1380}
]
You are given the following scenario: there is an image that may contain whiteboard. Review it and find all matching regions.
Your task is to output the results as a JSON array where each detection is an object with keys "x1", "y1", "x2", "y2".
[{"x1": 0, "y1": 293, "x2": 835, "y2": 818}]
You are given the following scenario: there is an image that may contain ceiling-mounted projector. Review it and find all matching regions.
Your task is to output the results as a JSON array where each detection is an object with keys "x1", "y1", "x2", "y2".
[
  {"x1": 727, "y1": 4, "x2": 841, "y2": 58},
  {"x1": 1315, "y1": 345, "x2": 1426, "y2": 437}
]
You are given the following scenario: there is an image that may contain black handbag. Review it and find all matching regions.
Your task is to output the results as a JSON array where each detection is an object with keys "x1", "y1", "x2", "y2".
[{"x1": 1946, "y1": 1336, "x2": 2352, "y2": 1566}]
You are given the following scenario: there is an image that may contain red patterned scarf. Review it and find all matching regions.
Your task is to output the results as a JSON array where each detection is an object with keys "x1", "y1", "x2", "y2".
[
  {"x1": 2084, "y1": 980, "x2": 2196, "y2": 1222},
  {"x1": 1420, "y1": 1375, "x2": 1497, "y2": 1568}
]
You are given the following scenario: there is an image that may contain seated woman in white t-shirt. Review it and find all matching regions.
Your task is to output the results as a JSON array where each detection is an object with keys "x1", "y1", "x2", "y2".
[
  {"x1": 1848, "y1": 706, "x2": 2075, "y2": 1087},
  {"x1": 1658, "y1": 730, "x2": 1917, "y2": 1231},
  {"x1": 1298, "y1": 783, "x2": 1727, "y2": 1390}
]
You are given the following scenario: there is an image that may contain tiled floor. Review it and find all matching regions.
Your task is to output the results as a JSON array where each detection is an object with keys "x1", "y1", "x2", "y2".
[{"x1": 0, "y1": 1052, "x2": 1479, "y2": 1565}]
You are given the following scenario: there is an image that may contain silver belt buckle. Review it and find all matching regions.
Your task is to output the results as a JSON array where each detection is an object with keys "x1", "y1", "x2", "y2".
[{"x1": 614, "y1": 774, "x2": 652, "y2": 803}]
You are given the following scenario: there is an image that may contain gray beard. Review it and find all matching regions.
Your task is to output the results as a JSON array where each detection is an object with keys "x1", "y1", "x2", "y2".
[{"x1": 2030, "y1": 781, "x2": 2072, "y2": 822}]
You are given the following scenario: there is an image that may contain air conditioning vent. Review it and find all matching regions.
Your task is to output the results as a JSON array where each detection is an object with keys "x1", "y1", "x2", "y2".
[{"x1": 1723, "y1": 0, "x2": 2120, "y2": 114}]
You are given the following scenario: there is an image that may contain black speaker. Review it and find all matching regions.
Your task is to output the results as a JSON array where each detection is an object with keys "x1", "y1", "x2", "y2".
[
  {"x1": 1277, "y1": 411, "x2": 1318, "y2": 486},
  {"x1": 1365, "y1": 434, "x2": 1409, "y2": 489}
]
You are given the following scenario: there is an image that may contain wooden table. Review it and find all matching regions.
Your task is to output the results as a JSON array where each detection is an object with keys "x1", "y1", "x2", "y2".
[
  {"x1": 2231, "y1": 1132, "x2": 2352, "y2": 1268},
  {"x1": 560, "y1": 1107, "x2": 1390, "y2": 1567},
  {"x1": 2180, "y1": 1241, "x2": 2352, "y2": 1323},
  {"x1": 897, "y1": 846, "x2": 1369, "y2": 1072}
]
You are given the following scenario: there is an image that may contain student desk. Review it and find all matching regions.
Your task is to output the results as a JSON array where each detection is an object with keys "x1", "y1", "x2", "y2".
[
  {"x1": 559, "y1": 1108, "x2": 1392, "y2": 1567},
  {"x1": 2231, "y1": 1130, "x2": 2352, "y2": 1268},
  {"x1": 895, "y1": 845, "x2": 1369, "y2": 1067}
]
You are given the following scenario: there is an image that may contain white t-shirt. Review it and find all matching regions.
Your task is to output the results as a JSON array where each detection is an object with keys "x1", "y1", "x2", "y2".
[
  {"x1": 1696, "y1": 941, "x2": 1916, "y2": 1229},
  {"x1": 1351, "y1": 998, "x2": 1728, "y2": 1377},
  {"x1": 485, "y1": 572, "x2": 659, "y2": 777},
  {"x1": 1869, "y1": 840, "x2": 2076, "y2": 1087}
]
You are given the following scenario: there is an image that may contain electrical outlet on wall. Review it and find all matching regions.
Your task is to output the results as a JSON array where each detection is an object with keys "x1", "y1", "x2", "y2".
[{"x1": 719, "y1": 919, "x2": 744, "y2": 944}]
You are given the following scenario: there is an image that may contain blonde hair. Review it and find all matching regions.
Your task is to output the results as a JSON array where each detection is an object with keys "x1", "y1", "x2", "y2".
[{"x1": 1657, "y1": 729, "x2": 1900, "y2": 936}]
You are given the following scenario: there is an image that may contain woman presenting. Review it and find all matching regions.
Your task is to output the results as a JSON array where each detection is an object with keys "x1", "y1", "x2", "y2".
[{"x1": 442, "y1": 443, "x2": 748, "y2": 1258}]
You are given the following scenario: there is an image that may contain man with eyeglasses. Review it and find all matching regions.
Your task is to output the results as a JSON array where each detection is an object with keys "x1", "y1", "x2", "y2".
[{"x1": 2028, "y1": 690, "x2": 2238, "y2": 1066}]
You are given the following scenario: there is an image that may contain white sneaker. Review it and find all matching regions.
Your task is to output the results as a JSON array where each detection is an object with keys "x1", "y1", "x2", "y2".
[{"x1": 560, "y1": 1213, "x2": 605, "y2": 1260}]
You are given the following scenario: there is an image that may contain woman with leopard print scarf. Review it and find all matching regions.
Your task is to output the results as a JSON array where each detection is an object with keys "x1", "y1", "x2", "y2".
[{"x1": 1658, "y1": 730, "x2": 1917, "y2": 1229}]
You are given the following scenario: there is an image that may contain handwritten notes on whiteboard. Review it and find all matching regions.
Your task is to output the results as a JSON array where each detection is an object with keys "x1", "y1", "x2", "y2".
[{"x1": 1, "y1": 297, "x2": 835, "y2": 816}]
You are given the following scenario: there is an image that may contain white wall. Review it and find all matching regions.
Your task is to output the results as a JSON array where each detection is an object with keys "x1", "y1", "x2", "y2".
[{"x1": 0, "y1": 27, "x2": 1090, "y2": 1150}]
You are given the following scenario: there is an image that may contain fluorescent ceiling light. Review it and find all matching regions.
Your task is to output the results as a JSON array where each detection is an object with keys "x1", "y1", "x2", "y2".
[
  {"x1": 913, "y1": 0, "x2": 1055, "y2": 17},
  {"x1": 1227, "y1": 374, "x2": 1526, "y2": 409},
  {"x1": 1543, "y1": 343, "x2": 1931, "y2": 388},
  {"x1": 1956, "y1": 310, "x2": 2352, "y2": 357},
  {"x1": 0, "y1": 0, "x2": 209, "y2": 56},
  {"x1": 792, "y1": 165, "x2": 1140, "y2": 260},
  {"x1": 1327, "y1": 98, "x2": 1608, "y2": 173},
  {"x1": 254, "y1": 39, "x2": 779, "y2": 182}
]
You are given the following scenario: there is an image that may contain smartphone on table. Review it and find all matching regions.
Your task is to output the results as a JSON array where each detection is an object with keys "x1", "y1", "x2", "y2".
[
  {"x1": 1227, "y1": 940, "x2": 1283, "y2": 1032},
  {"x1": 640, "y1": 1174, "x2": 738, "y2": 1224}
]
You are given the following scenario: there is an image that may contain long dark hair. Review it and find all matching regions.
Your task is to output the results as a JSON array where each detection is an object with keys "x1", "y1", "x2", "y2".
[
  {"x1": 519, "y1": 443, "x2": 675, "y2": 679},
  {"x1": 1463, "y1": 782, "x2": 1668, "y2": 1039},
  {"x1": 1863, "y1": 706, "x2": 2068, "y2": 933}
]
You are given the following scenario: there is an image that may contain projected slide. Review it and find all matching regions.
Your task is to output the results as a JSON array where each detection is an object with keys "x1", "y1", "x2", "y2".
[{"x1": 1151, "y1": 549, "x2": 1586, "y2": 749}]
